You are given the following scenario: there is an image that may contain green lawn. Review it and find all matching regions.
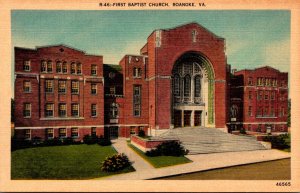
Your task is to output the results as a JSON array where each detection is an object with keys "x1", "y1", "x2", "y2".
[
  {"x1": 128, "y1": 144, "x2": 191, "y2": 168},
  {"x1": 11, "y1": 144, "x2": 135, "y2": 179}
]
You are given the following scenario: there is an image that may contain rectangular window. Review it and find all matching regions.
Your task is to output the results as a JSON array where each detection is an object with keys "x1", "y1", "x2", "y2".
[
  {"x1": 91, "y1": 84, "x2": 97, "y2": 95},
  {"x1": 133, "y1": 85, "x2": 141, "y2": 117},
  {"x1": 271, "y1": 91, "x2": 275, "y2": 100},
  {"x1": 257, "y1": 91, "x2": 263, "y2": 100},
  {"x1": 59, "y1": 128, "x2": 66, "y2": 138},
  {"x1": 41, "y1": 61, "x2": 47, "y2": 72},
  {"x1": 248, "y1": 91, "x2": 252, "y2": 100},
  {"x1": 23, "y1": 60, "x2": 30, "y2": 71},
  {"x1": 45, "y1": 103, "x2": 54, "y2": 117},
  {"x1": 23, "y1": 81, "x2": 31, "y2": 93},
  {"x1": 91, "y1": 65, "x2": 97, "y2": 75},
  {"x1": 91, "y1": 127, "x2": 96, "y2": 136},
  {"x1": 46, "y1": 128, "x2": 54, "y2": 139},
  {"x1": 58, "y1": 80, "x2": 66, "y2": 93},
  {"x1": 91, "y1": 104, "x2": 97, "y2": 117},
  {"x1": 71, "y1": 63, "x2": 76, "y2": 74},
  {"x1": 265, "y1": 91, "x2": 269, "y2": 100},
  {"x1": 130, "y1": 126, "x2": 136, "y2": 134},
  {"x1": 71, "y1": 103, "x2": 79, "y2": 117},
  {"x1": 23, "y1": 103, "x2": 31, "y2": 118},
  {"x1": 25, "y1": 129, "x2": 31, "y2": 140},
  {"x1": 45, "y1": 79, "x2": 53, "y2": 93},
  {"x1": 77, "y1": 63, "x2": 82, "y2": 74},
  {"x1": 248, "y1": 77, "x2": 253, "y2": 85},
  {"x1": 62, "y1": 62, "x2": 67, "y2": 73},
  {"x1": 59, "y1": 103, "x2": 67, "y2": 117},
  {"x1": 71, "y1": 81, "x2": 79, "y2": 94},
  {"x1": 47, "y1": 61, "x2": 53, "y2": 72},
  {"x1": 248, "y1": 106, "x2": 252, "y2": 116},
  {"x1": 71, "y1": 128, "x2": 79, "y2": 138}
]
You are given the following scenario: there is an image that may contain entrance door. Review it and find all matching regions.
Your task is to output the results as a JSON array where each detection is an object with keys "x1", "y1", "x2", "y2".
[
  {"x1": 194, "y1": 111, "x2": 202, "y2": 126},
  {"x1": 105, "y1": 126, "x2": 119, "y2": 139},
  {"x1": 184, "y1": 111, "x2": 191, "y2": 127},
  {"x1": 174, "y1": 110, "x2": 182, "y2": 128}
]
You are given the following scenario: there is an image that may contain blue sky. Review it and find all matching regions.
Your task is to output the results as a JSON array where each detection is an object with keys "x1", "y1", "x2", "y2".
[{"x1": 12, "y1": 10, "x2": 290, "y2": 72}]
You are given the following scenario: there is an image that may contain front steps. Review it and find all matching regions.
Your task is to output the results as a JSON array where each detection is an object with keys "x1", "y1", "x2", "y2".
[{"x1": 156, "y1": 127, "x2": 267, "y2": 154}]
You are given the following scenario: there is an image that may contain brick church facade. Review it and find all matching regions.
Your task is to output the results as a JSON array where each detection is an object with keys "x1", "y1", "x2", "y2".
[{"x1": 13, "y1": 23, "x2": 288, "y2": 140}]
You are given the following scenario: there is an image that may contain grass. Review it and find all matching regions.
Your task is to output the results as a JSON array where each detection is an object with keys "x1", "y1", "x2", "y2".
[
  {"x1": 11, "y1": 144, "x2": 135, "y2": 179},
  {"x1": 128, "y1": 143, "x2": 191, "y2": 168},
  {"x1": 156, "y1": 158, "x2": 291, "y2": 180}
]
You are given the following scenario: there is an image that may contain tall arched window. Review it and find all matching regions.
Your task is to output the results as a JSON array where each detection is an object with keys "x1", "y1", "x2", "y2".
[
  {"x1": 173, "y1": 74, "x2": 180, "y2": 96},
  {"x1": 184, "y1": 75, "x2": 191, "y2": 98},
  {"x1": 194, "y1": 75, "x2": 201, "y2": 97}
]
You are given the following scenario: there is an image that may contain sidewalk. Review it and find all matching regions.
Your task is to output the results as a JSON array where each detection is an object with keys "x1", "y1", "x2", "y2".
[{"x1": 100, "y1": 138, "x2": 290, "y2": 180}]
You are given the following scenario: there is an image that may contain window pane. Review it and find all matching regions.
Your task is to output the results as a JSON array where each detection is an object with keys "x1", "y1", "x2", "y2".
[{"x1": 71, "y1": 81, "x2": 79, "y2": 94}]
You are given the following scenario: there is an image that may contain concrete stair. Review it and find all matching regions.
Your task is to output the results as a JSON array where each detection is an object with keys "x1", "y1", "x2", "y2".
[{"x1": 155, "y1": 127, "x2": 266, "y2": 154}]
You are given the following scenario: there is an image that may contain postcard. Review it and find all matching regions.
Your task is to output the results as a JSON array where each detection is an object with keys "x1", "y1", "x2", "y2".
[{"x1": 0, "y1": 0, "x2": 299, "y2": 192}]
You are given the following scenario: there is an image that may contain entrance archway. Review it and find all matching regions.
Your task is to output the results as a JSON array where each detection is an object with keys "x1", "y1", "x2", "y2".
[{"x1": 171, "y1": 52, "x2": 215, "y2": 128}]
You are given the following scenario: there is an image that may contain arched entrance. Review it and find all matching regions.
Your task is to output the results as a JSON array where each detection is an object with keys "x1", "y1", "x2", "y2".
[{"x1": 171, "y1": 52, "x2": 215, "y2": 128}]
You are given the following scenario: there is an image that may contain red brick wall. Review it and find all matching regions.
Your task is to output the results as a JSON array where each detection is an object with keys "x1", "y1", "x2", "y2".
[{"x1": 14, "y1": 45, "x2": 104, "y2": 138}]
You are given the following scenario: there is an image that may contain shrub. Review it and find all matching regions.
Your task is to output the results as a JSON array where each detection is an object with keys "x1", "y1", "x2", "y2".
[
  {"x1": 11, "y1": 137, "x2": 32, "y2": 151},
  {"x1": 31, "y1": 137, "x2": 42, "y2": 145},
  {"x1": 264, "y1": 134, "x2": 290, "y2": 149},
  {"x1": 98, "y1": 136, "x2": 112, "y2": 146},
  {"x1": 62, "y1": 137, "x2": 74, "y2": 145},
  {"x1": 43, "y1": 137, "x2": 62, "y2": 146},
  {"x1": 83, "y1": 135, "x2": 98, "y2": 144},
  {"x1": 145, "y1": 141, "x2": 188, "y2": 157},
  {"x1": 138, "y1": 130, "x2": 145, "y2": 137},
  {"x1": 101, "y1": 153, "x2": 131, "y2": 172}
]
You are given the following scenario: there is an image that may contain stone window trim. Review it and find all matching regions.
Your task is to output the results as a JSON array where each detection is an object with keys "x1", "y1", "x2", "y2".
[
  {"x1": 91, "y1": 64, "x2": 97, "y2": 76},
  {"x1": 110, "y1": 102, "x2": 119, "y2": 118},
  {"x1": 71, "y1": 103, "x2": 79, "y2": 117},
  {"x1": 23, "y1": 60, "x2": 31, "y2": 72},
  {"x1": 45, "y1": 103, "x2": 54, "y2": 117},
  {"x1": 91, "y1": 104, "x2": 97, "y2": 117},
  {"x1": 91, "y1": 83, "x2": 97, "y2": 95},
  {"x1": 58, "y1": 103, "x2": 67, "y2": 117},
  {"x1": 71, "y1": 81, "x2": 79, "y2": 94},
  {"x1": 91, "y1": 127, "x2": 97, "y2": 136},
  {"x1": 56, "y1": 61, "x2": 63, "y2": 73},
  {"x1": 25, "y1": 129, "x2": 31, "y2": 140},
  {"x1": 133, "y1": 85, "x2": 141, "y2": 117},
  {"x1": 46, "y1": 128, "x2": 54, "y2": 139},
  {"x1": 47, "y1": 61, "x2": 53, "y2": 73},
  {"x1": 133, "y1": 67, "x2": 142, "y2": 78},
  {"x1": 62, "y1": 62, "x2": 68, "y2": 73},
  {"x1": 23, "y1": 103, "x2": 31, "y2": 118},
  {"x1": 45, "y1": 79, "x2": 54, "y2": 93},
  {"x1": 58, "y1": 80, "x2": 67, "y2": 94},
  {"x1": 71, "y1": 128, "x2": 79, "y2": 138},
  {"x1": 23, "y1": 80, "x2": 31, "y2": 93},
  {"x1": 59, "y1": 128, "x2": 67, "y2": 138}
]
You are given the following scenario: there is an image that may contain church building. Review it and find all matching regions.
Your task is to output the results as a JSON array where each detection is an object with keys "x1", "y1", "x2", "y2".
[{"x1": 13, "y1": 23, "x2": 288, "y2": 140}]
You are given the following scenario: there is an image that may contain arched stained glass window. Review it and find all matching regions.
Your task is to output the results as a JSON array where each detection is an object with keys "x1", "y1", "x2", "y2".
[
  {"x1": 184, "y1": 75, "x2": 191, "y2": 97},
  {"x1": 194, "y1": 75, "x2": 201, "y2": 97},
  {"x1": 174, "y1": 74, "x2": 180, "y2": 96}
]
